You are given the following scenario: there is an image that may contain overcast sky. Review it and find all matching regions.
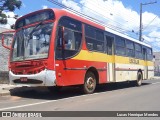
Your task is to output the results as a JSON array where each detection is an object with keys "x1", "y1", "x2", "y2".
[{"x1": 0, "y1": 0, "x2": 160, "y2": 51}]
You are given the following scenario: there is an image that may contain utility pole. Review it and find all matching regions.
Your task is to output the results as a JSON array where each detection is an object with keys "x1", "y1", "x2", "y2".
[{"x1": 139, "y1": 1, "x2": 157, "y2": 41}]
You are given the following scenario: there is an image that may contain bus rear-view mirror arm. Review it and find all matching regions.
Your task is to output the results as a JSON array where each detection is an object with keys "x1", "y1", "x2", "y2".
[
  {"x1": 1, "y1": 30, "x2": 15, "y2": 50},
  {"x1": 2, "y1": 35, "x2": 11, "y2": 50}
]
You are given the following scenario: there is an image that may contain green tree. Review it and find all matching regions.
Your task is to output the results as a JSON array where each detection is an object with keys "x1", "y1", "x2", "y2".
[{"x1": 0, "y1": 0, "x2": 22, "y2": 24}]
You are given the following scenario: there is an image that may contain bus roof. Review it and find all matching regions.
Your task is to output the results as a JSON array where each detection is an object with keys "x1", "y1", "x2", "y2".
[
  {"x1": 15, "y1": 8, "x2": 152, "y2": 48},
  {"x1": 62, "y1": 9, "x2": 151, "y2": 48},
  {"x1": 105, "y1": 27, "x2": 151, "y2": 48}
]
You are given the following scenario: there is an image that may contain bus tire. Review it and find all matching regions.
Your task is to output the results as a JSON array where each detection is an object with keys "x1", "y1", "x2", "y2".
[
  {"x1": 136, "y1": 72, "x2": 143, "y2": 86},
  {"x1": 82, "y1": 72, "x2": 96, "y2": 94},
  {"x1": 47, "y1": 86, "x2": 62, "y2": 93}
]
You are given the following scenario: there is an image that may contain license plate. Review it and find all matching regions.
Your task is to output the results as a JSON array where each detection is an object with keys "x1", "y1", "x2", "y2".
[{"x1": 20, "y1": 77, "x2": 28, "y2": 82}]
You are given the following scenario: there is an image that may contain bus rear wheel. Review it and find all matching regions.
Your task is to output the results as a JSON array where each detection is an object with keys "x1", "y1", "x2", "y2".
[
  {"x1": 82, "y1": 72, "x2": 96, "y2": 94},
  {"x1": 136, "y1": 72, "x2": 143, "y2": 86}
]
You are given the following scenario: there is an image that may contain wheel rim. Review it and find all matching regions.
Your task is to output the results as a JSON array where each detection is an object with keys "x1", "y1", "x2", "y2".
[{"x1": 86, "y1": 77, "x2": 95, "y2": 91}]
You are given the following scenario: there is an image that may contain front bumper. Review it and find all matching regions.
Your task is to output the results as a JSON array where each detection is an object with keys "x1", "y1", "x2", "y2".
[{"x1": 9, "y1": 69, "x2": 56, "y2": 87}]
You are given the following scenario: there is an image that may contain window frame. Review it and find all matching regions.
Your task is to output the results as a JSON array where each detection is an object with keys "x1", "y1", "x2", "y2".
[
  {"x1": 62, "y1": 27, "x2": 82, "y2": 51},
  {"x1": 115, "y1": 37, "x2": 126, "y2": 56},
  {"x1": 55, "y1": 16, "x2": 83, "y2": 60},
  {"x1": 146, "y1": 47, "x2": 153, "y2": 61},
  {"x1": 134, "y1": 43, "x2": 143, "y2": 59},
  {"x1": 126, "y1": 40, "x2": 135, "y2": 57},
  {"x1": 15, "y1": 10, "x2": 55, "y2": 29},
  {"x1": 105, "y1": 34, "x2": 114, "y2": 55},
  {"x1": 85, "y1": 24, "x2": 105, "y2": 53}
]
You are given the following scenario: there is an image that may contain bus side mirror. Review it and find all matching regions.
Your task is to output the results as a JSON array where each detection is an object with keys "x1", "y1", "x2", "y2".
[{"x1": 1, "y1": 31, "x2": 15, "y2": 50}]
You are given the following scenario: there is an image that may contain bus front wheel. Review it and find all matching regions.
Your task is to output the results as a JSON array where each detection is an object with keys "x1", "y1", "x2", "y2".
[{"x1": 82, "y1": 72, "x2": 96, "y2": 94}]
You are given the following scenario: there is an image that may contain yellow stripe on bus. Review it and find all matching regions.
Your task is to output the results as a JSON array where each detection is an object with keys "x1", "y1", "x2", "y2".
[
  {"x1": 72, "y1": 50, "x2": 113, "y2": 63},
  {"x1": 147, "y1": 61, "x2": 154, "y2": 66},
  {"x1": 72, "y1": 50, "x2": 153, "y2": 66}
]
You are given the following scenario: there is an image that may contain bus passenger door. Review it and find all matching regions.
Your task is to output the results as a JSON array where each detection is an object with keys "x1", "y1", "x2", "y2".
[
  {"x1": 55, "y1": 24, "x2": 83, "y2": 86},
  {"x1": 143, "y1": 48, "x2": 148, "y2": 79},
  {"x1": 105, "y1": 35, "x2": 115, "y2": 82}
]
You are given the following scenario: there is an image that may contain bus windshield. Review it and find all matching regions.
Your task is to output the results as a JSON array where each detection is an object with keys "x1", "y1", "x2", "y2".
[{"x1": 12, "y1": 22, "x2": 53, "y2": 61}]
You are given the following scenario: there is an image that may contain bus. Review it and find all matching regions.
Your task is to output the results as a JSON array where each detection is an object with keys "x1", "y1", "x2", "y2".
[{"x1": 1, "y1": 8, "x2": 154, "y2": 94}]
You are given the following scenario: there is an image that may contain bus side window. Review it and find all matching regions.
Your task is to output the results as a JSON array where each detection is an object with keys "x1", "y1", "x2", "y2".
[
  {"x1": 115, "y1": 37, "x2": 126, "y2": 56},
  {"x1": 57, "y1": 27, "x2": 78, "y2": 50},
  {"x1": 106, "y1": 36, "x2": 113, "y2": 55},
  {"x1": 135, "y1": 43, "x2": 143, "y2": 59},
  {"x1": 64, "y1": 28, "x2": 76, "y2": 50},
  {"x1": 147, "y1": 48, "x2": 153, "y2": 61},
  {"x1": 57, "y1": 27, "x2": 63, "y2": 49},
  {"x1": 126, "y1": 40, "x2": 134, "y2": 57},
  {"x1": 143, "y1": 48, "x2": 147, "y2": 60},
  {"x1": 85, "y1": 24, "x2": 104, "y2": 52}
]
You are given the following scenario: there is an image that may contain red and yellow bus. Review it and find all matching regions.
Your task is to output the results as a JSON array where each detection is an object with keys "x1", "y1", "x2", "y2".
[{"x1": 1, "y1": 8, "x2": 154, "y2": 94}]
